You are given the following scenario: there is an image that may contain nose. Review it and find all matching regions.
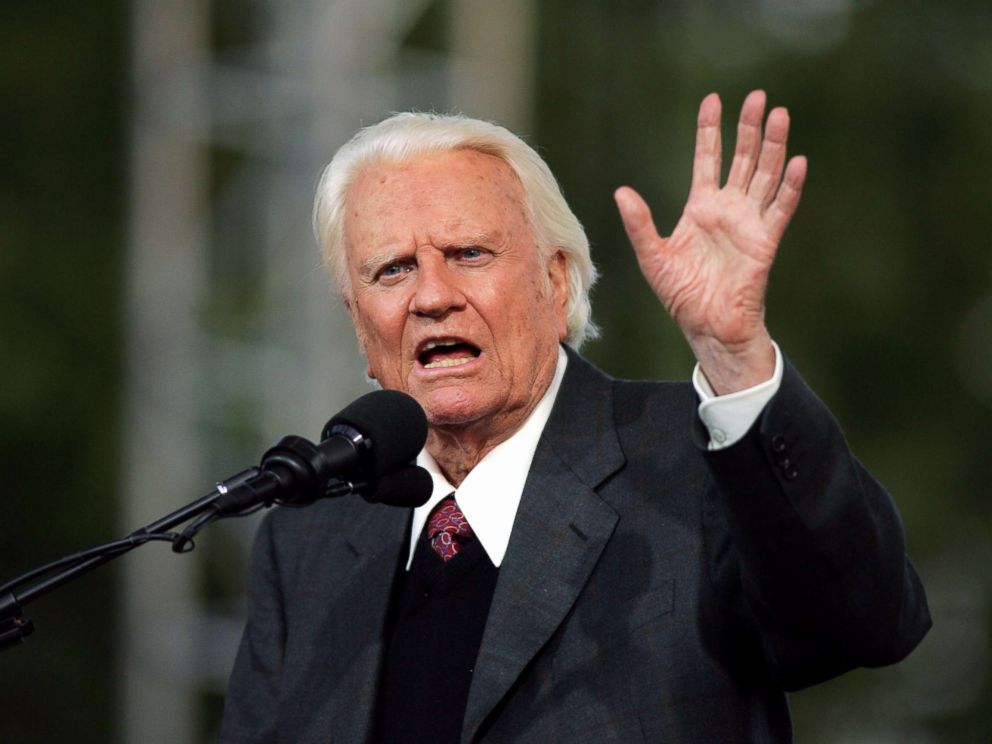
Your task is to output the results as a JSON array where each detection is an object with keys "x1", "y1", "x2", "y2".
[{"x1": 409, "y1": 257, "x2": 465, "y2": 318}]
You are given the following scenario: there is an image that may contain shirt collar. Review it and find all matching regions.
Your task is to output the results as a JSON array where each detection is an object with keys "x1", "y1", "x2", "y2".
[{"x1": 408, "y1": 345, "x2": 568, "y2": 569}]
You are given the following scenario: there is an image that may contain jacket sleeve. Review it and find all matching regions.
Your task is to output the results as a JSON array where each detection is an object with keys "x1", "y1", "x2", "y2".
[
  {"x1": 219, "y1": 513, "x2": 286, "y2": 743},
  {"x1": 699, "y1": 358, "x2": 931, "y2": 691}
]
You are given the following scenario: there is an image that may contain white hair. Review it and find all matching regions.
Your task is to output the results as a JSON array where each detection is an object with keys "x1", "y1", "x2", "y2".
[{"x1": 312, "y1": 112, "x2": 599, "y2": 348}]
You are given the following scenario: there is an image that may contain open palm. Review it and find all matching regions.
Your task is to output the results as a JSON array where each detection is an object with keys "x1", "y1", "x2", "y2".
[{"x1": 616, "y1": 90, "x2": 807, "y2": 392}]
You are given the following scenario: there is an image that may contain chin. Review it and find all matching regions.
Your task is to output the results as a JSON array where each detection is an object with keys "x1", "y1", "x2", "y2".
[{"x1": 417, "y1": 388, "x2": 493, "y2": 428}]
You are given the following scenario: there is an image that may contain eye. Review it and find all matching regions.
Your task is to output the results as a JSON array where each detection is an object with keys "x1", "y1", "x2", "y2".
[
  {"x1": 456, "y1": 246, "x2": 492, "y2": 263},
  {"x1": 376, "y1": 261, "x2": 413, "y2": 283}
]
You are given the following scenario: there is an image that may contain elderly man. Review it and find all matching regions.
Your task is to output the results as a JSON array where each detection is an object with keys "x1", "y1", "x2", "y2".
[{"x1": 220, "y1": 92, "x2": 930, "y2": 743}]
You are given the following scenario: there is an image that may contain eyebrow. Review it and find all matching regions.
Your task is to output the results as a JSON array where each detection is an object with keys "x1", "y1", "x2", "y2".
[
  {"x1": 356, "y1": 230, "x2": 507, "y2": 280},
  {"x1": 451, "y1": 230, "x2": 503, "y2": 247}
]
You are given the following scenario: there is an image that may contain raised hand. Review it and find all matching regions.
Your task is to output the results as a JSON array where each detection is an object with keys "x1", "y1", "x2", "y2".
[{"x1": 615, "y1": 90, "x2": 807, "y2": 394}]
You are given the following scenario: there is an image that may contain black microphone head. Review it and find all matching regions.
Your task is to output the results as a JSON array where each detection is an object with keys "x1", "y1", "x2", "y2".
[
  {"x1": 362, "y1": 465, "x2": 433, "y2": 507},
  {"x1": 322, "y1": 390, "x2": 427, "y2": 478}
]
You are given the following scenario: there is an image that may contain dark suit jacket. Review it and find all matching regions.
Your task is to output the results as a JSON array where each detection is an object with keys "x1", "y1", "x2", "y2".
[{"x1": 220, "y1": 347, "x2": 930, "y2": 743}]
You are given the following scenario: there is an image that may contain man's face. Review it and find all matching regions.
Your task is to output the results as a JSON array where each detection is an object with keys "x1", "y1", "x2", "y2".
[{"x1": 342, "y1": 149, "x2": 569, "y2": 437}]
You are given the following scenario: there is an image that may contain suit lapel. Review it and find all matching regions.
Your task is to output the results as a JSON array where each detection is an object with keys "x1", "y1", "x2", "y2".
[
  {"x1": 461, "y1": 348, "x2": 626, "y2": 743},
  {"x1": 306, "y1": 501, "x2": 409, "y2": 741}
]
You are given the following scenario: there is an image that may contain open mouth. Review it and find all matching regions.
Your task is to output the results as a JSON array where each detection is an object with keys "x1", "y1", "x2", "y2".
[{"x1": 417, "y1": 339, "x2": 481, "y2": 370}]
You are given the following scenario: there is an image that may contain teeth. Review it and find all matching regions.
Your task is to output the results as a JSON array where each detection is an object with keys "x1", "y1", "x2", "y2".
[
  {"x1": 424, "y1": 356, "x2": 474, "y2": 369},
  {"x1": 423, "y1": 339, "x2": 459, "y2": 351}
]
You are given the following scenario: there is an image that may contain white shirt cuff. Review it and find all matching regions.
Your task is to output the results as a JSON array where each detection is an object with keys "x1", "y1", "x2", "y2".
[{"x1": 692, "y1": 341, "x2": 783, "y2": 450}]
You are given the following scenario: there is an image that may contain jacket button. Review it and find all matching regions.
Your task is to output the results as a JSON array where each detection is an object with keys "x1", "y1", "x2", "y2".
[
  {"x1": 784, "y1": 467, "x2": 799, "y2": 480},
  {"x1": 771, "y1": 435, "x2": 787, "y2": 452}
]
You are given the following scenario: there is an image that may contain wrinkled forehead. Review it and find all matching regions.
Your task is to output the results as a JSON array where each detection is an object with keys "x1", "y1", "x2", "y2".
[
  {"x1": 342, "y1": 149, "x2": 536, "y2": 256},
  {"x1": 347, "y1": 148, "x2": 526, "y2": 209}
]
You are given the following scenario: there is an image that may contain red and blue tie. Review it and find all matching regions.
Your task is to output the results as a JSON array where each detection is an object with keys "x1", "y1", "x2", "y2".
[{"x1": 427, "y1": 496, "x2": 473, "y2": 562}]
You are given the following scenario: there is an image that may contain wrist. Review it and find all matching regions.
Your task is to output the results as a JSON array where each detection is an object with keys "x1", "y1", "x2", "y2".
[{"x1": 689, "y1": 331, "x2": 776, "y2": 395}]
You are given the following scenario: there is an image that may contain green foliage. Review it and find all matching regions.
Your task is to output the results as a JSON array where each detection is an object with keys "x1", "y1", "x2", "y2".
[{"x1": 0, "y1": 1, "x2": 126, "y2": 741}]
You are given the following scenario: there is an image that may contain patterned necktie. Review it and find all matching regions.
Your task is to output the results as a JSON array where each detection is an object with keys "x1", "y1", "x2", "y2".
[{"x1": 427, "y1": 495, "x2": 474, "y2": 562}]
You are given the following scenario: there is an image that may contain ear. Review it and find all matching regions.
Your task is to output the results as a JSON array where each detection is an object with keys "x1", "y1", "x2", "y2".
[{"x1": 547, "y1": 250, "x2": 570, "y2": 341}]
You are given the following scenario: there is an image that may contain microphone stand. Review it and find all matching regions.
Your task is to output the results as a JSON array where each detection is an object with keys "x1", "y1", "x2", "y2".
[{"x1": 0, "y1": 443, "x2": 363, "y2": 653}]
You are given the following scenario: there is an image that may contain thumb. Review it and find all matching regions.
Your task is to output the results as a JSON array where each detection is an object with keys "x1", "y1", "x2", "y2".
[{"x1": 614, "y1": 186, "x2": 665, "y2": 264}]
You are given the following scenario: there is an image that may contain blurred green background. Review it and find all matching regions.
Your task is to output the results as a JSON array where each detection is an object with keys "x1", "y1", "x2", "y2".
[{"x1": 2, "y1": 1, "x2": 990, "y2": 741}]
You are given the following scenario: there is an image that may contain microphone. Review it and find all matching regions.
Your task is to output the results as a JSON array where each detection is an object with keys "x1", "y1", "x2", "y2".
[
  {"x1": 0, "y1": 391, "x2": 432, "y2": 643},
  {"x1": 321, "y1": 389, "x2": 428, "y2": 481},
  {"x1": 212, "y1": 390, "x2": 428, "y2": 514},
  {"x1": 360, "y1": 464, "x2": 433, "y2": 507}
]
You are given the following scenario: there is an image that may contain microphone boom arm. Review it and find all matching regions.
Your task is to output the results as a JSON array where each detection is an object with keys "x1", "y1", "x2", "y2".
[
  {"x1": 0, "y1": 453, "x2": 363, "y2": 653},
  {"x1": 0, "y1": 389, "x2": 430, "y2": 652}
]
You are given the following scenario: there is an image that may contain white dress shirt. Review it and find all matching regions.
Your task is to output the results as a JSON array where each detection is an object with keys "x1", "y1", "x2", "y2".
[
  {"x1": 693, "y1": 341, "x2": 784, "y2": 450},
  {"x1": 408, "y1": 343, "x2": 783, "y2": 568}
]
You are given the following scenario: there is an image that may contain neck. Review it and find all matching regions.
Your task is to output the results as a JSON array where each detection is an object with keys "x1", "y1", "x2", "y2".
[
  {"x1": 426, "y1": 376, "x2": 560, "y2": 486},
  {"x1": 424, "y1": 344, "x2": 564, "y2": 486},
  {"x1": 425, "y1": 413, "x2": 525, "y2": 487}
]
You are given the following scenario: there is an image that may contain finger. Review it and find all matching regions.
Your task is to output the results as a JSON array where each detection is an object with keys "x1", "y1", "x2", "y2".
[
  {"x1": 614, "y1": 186, "x2": 664, "y2": 266},
  {"x1": 747, "y1": 106, "x2": 790, "y2": 209},
  {"x1": 725, "y1": 90, "x2": 767, "y2": 191},
  {"x1": 765, "y1": 155, "x2": 807, "y2": 243},
  {"x1": 690, "y1": 93, "x2": 722, "y2": 194}
]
